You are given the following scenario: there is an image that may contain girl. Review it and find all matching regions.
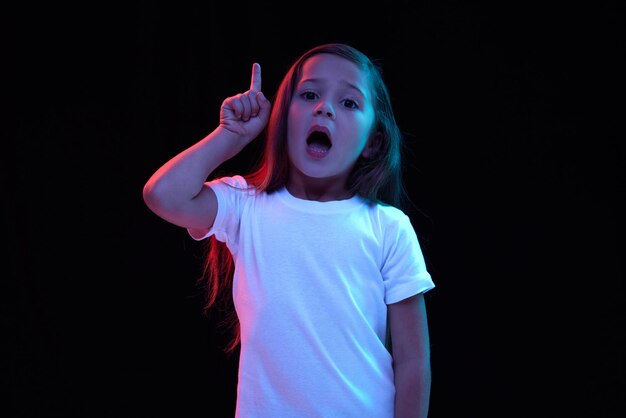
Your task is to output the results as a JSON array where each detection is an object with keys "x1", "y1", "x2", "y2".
[{"x1": 143, "y1": 43, "x2": 435, "y2": 418}]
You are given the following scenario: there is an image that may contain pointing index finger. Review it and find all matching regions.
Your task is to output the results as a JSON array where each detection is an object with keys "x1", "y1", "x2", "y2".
[{"x1": 250, "y1": 62, "x2": 262, "y2": 92}]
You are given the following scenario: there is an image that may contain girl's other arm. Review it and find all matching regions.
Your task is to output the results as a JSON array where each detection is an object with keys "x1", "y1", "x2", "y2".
[{"x1": 389, "y1": 292, "x2": 431, "y2": 418}]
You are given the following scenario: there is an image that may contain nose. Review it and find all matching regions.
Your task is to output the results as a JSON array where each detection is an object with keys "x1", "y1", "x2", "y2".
[{"x1": 314, "y1": 102, "x2": 335, "y2": 120}]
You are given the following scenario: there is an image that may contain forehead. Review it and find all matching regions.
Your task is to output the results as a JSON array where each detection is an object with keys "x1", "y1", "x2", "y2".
[{"x1": 298, "y1": 53, "x2": 370, "y2": 95}]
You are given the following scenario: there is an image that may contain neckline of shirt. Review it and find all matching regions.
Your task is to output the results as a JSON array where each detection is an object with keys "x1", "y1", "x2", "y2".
[{"x1": 275, "y1": 186, "x2": 366, "y2": 213}]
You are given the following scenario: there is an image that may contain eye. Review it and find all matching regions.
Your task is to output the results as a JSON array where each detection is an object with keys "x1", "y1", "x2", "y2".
[
  {"x1": 300, "y1": 90, "x2": 318, "y2": 101},
  {"x1": 342, "y1": 98, "x2": 359, "y2": 110}
]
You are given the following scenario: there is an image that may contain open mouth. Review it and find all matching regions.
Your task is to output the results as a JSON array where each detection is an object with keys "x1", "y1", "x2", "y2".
[{"x1": 306, "y1": 131, "x2": 332, "y2": 158}]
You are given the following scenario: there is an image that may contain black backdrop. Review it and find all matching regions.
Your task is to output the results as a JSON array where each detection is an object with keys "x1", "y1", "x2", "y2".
[{"x1": 5, "y1": 2, "x2": 624, "y2": 417}]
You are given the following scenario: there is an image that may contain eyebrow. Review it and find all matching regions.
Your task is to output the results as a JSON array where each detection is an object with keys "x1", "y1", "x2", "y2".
[{"x1": 298, "y1": 77, "x2": 366, "y2": 97}]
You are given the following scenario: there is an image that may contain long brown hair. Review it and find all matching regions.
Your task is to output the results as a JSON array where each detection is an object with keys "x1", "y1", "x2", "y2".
[{"x1": 199, "y1": 43, "x2": 410, "y2": 353}]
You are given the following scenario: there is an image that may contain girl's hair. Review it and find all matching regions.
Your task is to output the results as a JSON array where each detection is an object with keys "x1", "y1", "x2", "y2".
[{"x1": 200, "y1": 43, "x2": 410, "y2": 353}]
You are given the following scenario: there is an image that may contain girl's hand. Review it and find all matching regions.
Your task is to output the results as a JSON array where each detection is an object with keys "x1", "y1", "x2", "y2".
[{"x1": 219, "y1": 63, "x2": 271, "y2": 146}]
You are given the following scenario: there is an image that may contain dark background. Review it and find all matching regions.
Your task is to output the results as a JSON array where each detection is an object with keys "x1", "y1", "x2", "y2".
[{"x1": 4, "y1": 2, "x2": 623, "y2": 417}]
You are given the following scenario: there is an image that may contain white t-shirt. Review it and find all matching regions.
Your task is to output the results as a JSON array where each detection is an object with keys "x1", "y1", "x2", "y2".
[{"x1": 190, "y1": 175, "x2": 435, "y2": 418}]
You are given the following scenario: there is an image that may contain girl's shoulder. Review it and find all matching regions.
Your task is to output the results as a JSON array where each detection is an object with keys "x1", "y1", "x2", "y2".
[
  {"x1": 212, "y1": 175, "x2": 248, "y2": 188},
  {"x1": 209, "y1": 175, "x2": 260, "y2": 196},
  {"x1": 367, "y1": 200, "x2": 409, "y2": 221},
  {"x1": 362, "y1": 200, "x2": 415, "y2": 236}
]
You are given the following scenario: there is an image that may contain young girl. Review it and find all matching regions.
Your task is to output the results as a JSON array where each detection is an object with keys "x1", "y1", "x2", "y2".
[{"x1": 143, "y1": 43, "x2": 435, "y2": 418}]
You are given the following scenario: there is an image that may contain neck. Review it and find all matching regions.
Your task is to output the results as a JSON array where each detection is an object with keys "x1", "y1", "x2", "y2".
[{"x1": 286, "y1": 178, "x2": 353, "y2": 202}]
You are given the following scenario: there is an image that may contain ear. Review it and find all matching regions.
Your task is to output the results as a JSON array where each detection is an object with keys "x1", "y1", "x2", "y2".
[{"x1": 361, "y1": 131, "x2": 383, "y2": 159}]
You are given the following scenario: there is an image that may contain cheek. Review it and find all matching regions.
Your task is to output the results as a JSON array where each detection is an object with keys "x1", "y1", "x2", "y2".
[
  {"x1": 287, "y1": 105, "x2": 304, "y2": 132},
  {"x1": 352, "y1": 115, "x2": 376, "y2": 144}
]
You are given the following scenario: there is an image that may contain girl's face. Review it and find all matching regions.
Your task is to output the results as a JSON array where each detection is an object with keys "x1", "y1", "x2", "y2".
[{"x1": 286, "y1": 53, "x2": 377, "y2": 195}]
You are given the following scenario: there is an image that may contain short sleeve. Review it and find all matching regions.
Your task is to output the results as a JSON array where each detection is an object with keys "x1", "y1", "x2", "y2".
[
  {"x1": 186, "y1": 175, "x2": 248, "y2": 254},
  {"x1": 382, "y1": 214, "x2": 435, "y2": 304}
]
